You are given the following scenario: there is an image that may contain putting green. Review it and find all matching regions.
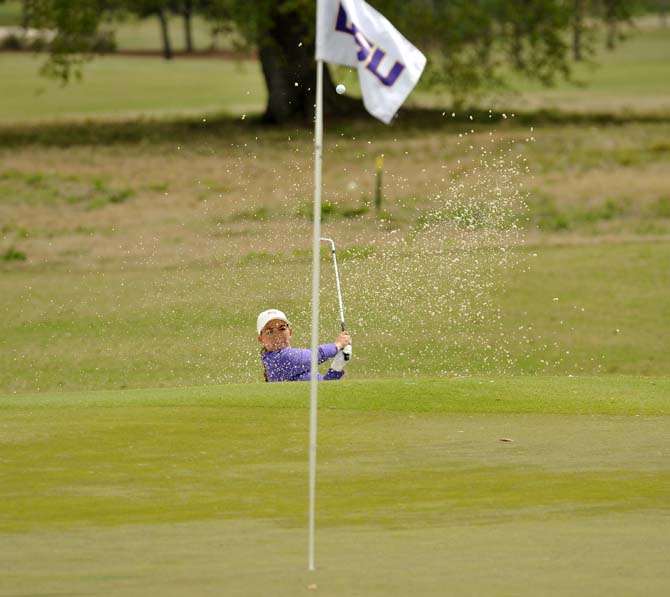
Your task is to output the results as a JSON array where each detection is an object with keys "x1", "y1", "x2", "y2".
[
  {"x1": 3, "y1": 514, "x2": 668, "y2": 596},
  {"x1": 1, "y1": 377, "x2": 668, "y2": 595}
]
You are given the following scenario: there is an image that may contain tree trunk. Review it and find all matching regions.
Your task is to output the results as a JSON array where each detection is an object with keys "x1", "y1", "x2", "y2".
[
  {"x1": 157, "y1": 9, "x2": 173, "y2": 60},
  {"x1": 21, "y1": 0, "x2": 30, "y2": 29},
  {"x1": 572, "y1": 0, "x2": 584, "y2": 61},
  {"x1": 603, "y1": 0, "x2": 618, "y2": 50},
  {"x1": 183, "y1": 0, "x2": 194, "y2": 53},
  {"x1": 606, "y1": 18, "x2": 616, "y2": 49},
  {"x1": 258, "y1": 3, "x2": 362, "y2": 124}
]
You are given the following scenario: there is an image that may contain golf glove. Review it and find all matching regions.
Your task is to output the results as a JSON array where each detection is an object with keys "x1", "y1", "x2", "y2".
[{"x1": 331, "y1": 350, "x2": 347, "y2": 371}]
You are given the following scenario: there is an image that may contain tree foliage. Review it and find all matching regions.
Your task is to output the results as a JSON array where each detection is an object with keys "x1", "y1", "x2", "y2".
[{"x1": 23, "y1": 0, "x2": 636, "y2": 122}]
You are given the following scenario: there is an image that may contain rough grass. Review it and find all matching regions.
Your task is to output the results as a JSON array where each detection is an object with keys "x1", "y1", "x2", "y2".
[
  {"x1": 1, "y1": 378, "x2": 669, "y2": 595},
  {"x1": 1, "y1": 120, "x2": 669, "y2": 272}
]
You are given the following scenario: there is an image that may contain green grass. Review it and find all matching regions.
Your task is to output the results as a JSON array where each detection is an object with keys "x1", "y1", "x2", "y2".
[
  {"x1": 0, "y1": 0, "x2": 20, "y2": 26},
  {"x1": 425, "y1": 22, "x2": 670, "y2": 114},
  {"x1": 499, "y1": 242, "x2": 670, "y2": 375},
  {"x1": 0, "y1": 53, "x2": 265, "y2": 123},
  {"x1": 111, "y1": 14, "x2": 237, "y2": 53},
  {"x1": 1, "y1": 377, "x2": 669, "y2": 595},
  {"x1": 509, "y1": 25, "x2": 670, "y2": 95}
]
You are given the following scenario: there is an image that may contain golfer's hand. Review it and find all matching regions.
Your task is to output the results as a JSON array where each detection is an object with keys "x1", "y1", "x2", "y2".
[{"x1": 335, "y1": 331, "x2": 351, "y2": 351}]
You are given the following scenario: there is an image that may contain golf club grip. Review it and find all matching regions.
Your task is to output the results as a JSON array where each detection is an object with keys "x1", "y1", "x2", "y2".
[{"x1": 340, "y1": 321, "x2": 351, "y2": 360}]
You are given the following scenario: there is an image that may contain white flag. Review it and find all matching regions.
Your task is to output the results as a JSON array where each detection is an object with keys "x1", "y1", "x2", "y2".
[{"x1": 316, "y1": 0, "x2": 426, "y2": 124}]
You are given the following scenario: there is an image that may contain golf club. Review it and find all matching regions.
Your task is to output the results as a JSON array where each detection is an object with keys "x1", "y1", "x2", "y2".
[{"x1": 320, "y1": 237, "x2": 351, "y2": 360}]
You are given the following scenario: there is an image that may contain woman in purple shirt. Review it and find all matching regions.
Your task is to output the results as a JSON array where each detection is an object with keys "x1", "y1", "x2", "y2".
[{"x1": 257, "y1": 309, "x2": 351, "y2": 382}]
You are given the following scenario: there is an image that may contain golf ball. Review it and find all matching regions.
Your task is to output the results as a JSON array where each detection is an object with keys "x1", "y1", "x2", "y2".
[{"x1": 336, "y1": 84, "x2": 346, "y2": 95}]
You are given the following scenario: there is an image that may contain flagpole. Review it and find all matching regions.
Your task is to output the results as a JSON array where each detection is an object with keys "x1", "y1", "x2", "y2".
[{"x1": 308, "y1": 58, "x2": 324, "y2": 572}]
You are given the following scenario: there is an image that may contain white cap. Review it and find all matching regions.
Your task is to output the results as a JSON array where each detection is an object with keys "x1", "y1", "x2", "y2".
[{"x1": 257, "y1": 309, "x2": 290, "y2": 336}]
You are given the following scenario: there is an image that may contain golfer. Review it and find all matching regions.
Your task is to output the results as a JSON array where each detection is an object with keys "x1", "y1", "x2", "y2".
[{"x1": 257, "y1": 309, "x2": 351, "y2": 382}]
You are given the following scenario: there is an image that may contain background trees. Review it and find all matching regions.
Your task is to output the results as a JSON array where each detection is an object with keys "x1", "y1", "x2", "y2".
[{"x1": 19, "y1": 0, "x2": 640, "y2": 123}]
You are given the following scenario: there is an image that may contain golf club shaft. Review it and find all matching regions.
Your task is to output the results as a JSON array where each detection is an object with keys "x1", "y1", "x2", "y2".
[{"x1": 321, "y1": 238, "x2": 351, "y2": 360}]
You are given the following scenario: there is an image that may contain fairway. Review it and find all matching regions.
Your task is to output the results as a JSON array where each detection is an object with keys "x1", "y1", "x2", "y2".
[
  {"x1": 0, "y1": 54, "x2": 265, "y2": 124},
  {"x1": 2, "y1": 377, "x2": 669, "y2": 595}
]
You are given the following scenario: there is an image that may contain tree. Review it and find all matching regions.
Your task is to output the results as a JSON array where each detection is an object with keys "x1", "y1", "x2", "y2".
[
  {"x1": 151, "y1": 2, "x2": 173, "y2": 59},
  {"x1": 572, "y1": 0, "x2": 585, "y2": 60},
  {"x1": 199, "y1": 0, "x2": 353, "y2": 122},
  {"x1": 253, "y1": 0, "x2": 359, "y2": 122},
  {"x1": 180, "y1": 0, "x2": 195, "y2": 52},
  {"x1": 24, "y1": 0, "x2": 111, "y2": 81},
  {"x1": 600, "y1": 0, "x2": 631, "y2": 49},
  {"x1": 25, "y1": 0, "x2": 635, "y2": 123}
]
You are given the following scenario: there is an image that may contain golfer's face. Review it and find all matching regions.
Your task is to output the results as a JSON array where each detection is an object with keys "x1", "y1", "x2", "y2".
[{"x1": 260, "y1": 319, "x2": 292, "y2": 351}]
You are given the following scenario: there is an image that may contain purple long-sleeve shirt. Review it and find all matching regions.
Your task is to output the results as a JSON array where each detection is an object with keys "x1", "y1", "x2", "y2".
[{"x1": 261, "y1": 343, "x2": 345, "y2": 382}]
